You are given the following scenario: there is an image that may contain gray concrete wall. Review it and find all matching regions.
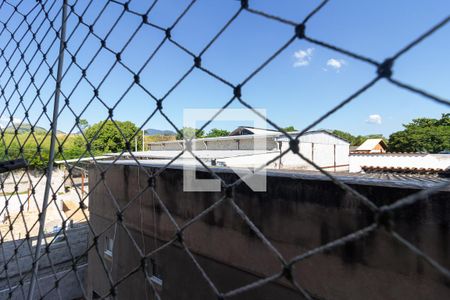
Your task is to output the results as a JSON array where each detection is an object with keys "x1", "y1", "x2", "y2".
[
  {"x1": 149, "y1": 137, "x2": 278, "y2": 151},
  {"x1": 0, "y1": 264, "x2": 87, "y2": 300},
  {"x1": 87, "y1": 164, "x2": 450, "y2": 300},
  {"x1": 0, "y1": 225, "x2": 89, "y2": 299}
]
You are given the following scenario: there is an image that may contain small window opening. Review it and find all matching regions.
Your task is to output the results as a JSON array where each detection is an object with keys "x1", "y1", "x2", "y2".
[
  {"x1": 92, "y1": 291, "x2": 101, "y2": 299},
  {"x1": 104, "y1": 237, "x2": 113, "y2": 258},
  {"x1": 147, "y1": 258, "x2": 163, "y2": 287}
]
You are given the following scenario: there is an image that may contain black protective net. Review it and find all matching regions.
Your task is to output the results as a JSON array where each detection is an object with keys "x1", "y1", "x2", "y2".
[{"x1": 0, "y1": 0, "x2": 448, "y2": 299}]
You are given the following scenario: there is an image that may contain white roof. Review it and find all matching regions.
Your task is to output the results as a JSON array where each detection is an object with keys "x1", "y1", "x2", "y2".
[
  {"x1": 356, "y1": 139, "x2": 384, "y2": 151},
  {"x1": 228, "y1": 126, "x2": 280, "y2": 136}
]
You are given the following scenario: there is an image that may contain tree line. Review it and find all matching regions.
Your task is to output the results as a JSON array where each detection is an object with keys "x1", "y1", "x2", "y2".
[
  {"x1": 387, "y1": 113, "x2": 449, "y2": 153},
  {"x1": 331, "y1": 113, "x2": 449, "y2": 153},
  {"x1": 330, "y1": 130, "x2": 385, "y2": 146},
  {"x1": 0, "y1": 119, "x2": 142, "y2": 169},
  {"x1": 1, "y1": 114, "x2": 447, "y2": 169}
]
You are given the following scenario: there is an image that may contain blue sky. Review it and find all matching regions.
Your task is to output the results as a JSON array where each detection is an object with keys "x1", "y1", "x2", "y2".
[{"x1": 1, "y1": 0, "x2": 449, "y2": 137}]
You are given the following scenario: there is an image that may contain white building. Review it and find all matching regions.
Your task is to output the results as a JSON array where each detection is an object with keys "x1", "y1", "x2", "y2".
[
  {"x1": 276, "y1": 131, "x2": 350, "y2": 171},
  {"x1": 145, "y1": 128, "x2": 350, "y2": 172}
]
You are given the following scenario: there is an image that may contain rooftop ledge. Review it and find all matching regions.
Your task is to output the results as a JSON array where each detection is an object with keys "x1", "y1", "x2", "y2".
[{"x1": 95, "y1": 159, "x2": 450, "y2": 191}]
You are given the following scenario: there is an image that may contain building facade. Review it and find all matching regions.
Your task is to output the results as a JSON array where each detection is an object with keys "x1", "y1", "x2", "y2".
[
  {"x1": 146, "y1": 129, "x2": 350, "y2": 172},
  {"x1": 85, "y1": 163, "x2": 450, "y2": 299}
]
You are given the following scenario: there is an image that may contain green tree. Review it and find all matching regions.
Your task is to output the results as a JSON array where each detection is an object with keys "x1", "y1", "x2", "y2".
[
  {"x1": 84, "y1": 120, "x2": 142, "y2": 153},
  {"x1": 59, "y1": 135, "x2": 86, "y2": 160},
  {"x1": 283, "y1": 126, "x2": 296, "y2": 132},
  {"x1": 78, "y1": 119, "x2": 89, "y2": 132},
  {"x1": 331, "y1": 130, "x2": 386, "y2": 146},
  {"x1": 388, "y1": 113, "x2": 450, "y2": 153},
  {"x1": 331, "y1": 130, "x2": 355, "y2": 144},
  {"x1": 206, "y1": 128, "x2": 230, "y2": 137},
  {"x1": 176, "y1": 127, "x2": 205, "y2": 140}
]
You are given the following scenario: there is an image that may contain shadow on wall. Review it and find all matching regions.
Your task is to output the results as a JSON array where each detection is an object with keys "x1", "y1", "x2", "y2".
[
  {"x1": 0, "y1": 224, "x2": 89, "y2": 299},
  {"x1": 87, "y1": 164, "x2": 450, "y2": 300}
]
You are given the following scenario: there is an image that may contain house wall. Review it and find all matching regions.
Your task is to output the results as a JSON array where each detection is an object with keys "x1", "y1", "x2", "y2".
[
  {"x1": 297, "y1": 131, "x2": 349, "y2": 145},
  {"x1": 279, "y1": 142, "x2": 349, "y2": 171},
  {"x1": 152, "y1": 142, "x2": 183, "y2": 151},
  {"x1": 86, "y1": 164, "x2": 450, "y2": 300},
  {"x1": 218, "y1": 152, "x2": 280, "y2": 168},
  {"x1": 214, "y1": 141, "x2": 349, "y2": 172},
  {"x1": 200, "y1": 139, "x2": 238, "y2": 150},
  {"x1": 237, "y1": 137, "x2": 277, "y2": 150},
  {"x1": 373, "y1": 143, "x2": 386, "y2": 153},
  {"x1": 349, "y1": 153, "x2": 450, "y2": 173},
  {"x1": 335, "y1": 143, "x2": 350, "y2": 170},
  {"x1": 148, "y1": 144, "x2": 165, "y2": 150}
]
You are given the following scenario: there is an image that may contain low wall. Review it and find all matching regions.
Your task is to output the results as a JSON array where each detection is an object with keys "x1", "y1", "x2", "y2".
[
  {"x1": 87, "y1": 163, "x2": 450, "y2": 299},
  {"x1": 349, "y1": 153, "x2": 450, "y2": 172},
  {"x1": 0, "y1": 264, "x2": 87, "y2": 300},
  {"x1": 0, "y1": 225, "x2": 89, "y2": 299}
]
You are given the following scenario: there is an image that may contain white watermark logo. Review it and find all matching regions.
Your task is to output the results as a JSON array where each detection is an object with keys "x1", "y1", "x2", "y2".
[{"x1": 182, "y1": 108, "x2": 267, "y2": 192}]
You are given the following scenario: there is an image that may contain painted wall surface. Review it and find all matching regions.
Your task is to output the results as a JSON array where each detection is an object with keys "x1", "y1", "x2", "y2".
[
  {"x1": 152, "y1": 141, "x2": 183, "y2": 151},
  {"x1": 87, "y1": 164, "x2": 450, "y2": 300},
  {"x1": 349, "y1": 153, "x2": 450, "y2": 173},
  {"x1": 279, "y1": 142, "x2": 349, "y2": 171},
  {"x1": 219, "y1": 152, "x2": 280, "y2": 168},
  {"x1": 296, "y1": 131, "x2": 349, "y2": 145}
]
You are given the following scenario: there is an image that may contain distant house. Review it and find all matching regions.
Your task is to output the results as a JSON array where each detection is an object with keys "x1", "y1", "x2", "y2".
[{"x1": 353, "y1": 138, "x2": 387, "y2": 153}]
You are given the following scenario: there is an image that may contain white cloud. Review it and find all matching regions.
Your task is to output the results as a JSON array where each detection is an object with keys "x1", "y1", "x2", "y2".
[
  {"x1": 0, "y1": 116, "x2": 22, "y2": 128},
  {"x1": 326, "y1": 58, "x2": 346, "y2": 71},
  {"x1": 0, "y1": 116, "x2": 21, "y2": 122},
  {"x1": 0, "y1": 117, "x2": 8, "y2": 128},
  {"x1": 366, "y1": 114, "x2": 382, "y2": 124},
  {"x1": 293, "y1": 48, "x2": 314, "y2": 67}
]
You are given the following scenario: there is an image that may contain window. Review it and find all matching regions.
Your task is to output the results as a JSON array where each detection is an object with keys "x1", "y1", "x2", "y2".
[
  {"x1": 104, "y1": 237, "x2": 113, "y2": 258},
  {"x1": 92, "y1": 291, "x2": 101, "y2": 299},
  {"x1": 147, "y1": 258, "x2": 163, "y2": 287}
]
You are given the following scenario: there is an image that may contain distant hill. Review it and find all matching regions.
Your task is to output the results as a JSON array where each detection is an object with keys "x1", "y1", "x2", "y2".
[
  {"x1": 3, "y1": 123, "x2": 65, "y2": 135},
  {"x1": 144, "y1": 128, "x2": 176, "y2": 136}
]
